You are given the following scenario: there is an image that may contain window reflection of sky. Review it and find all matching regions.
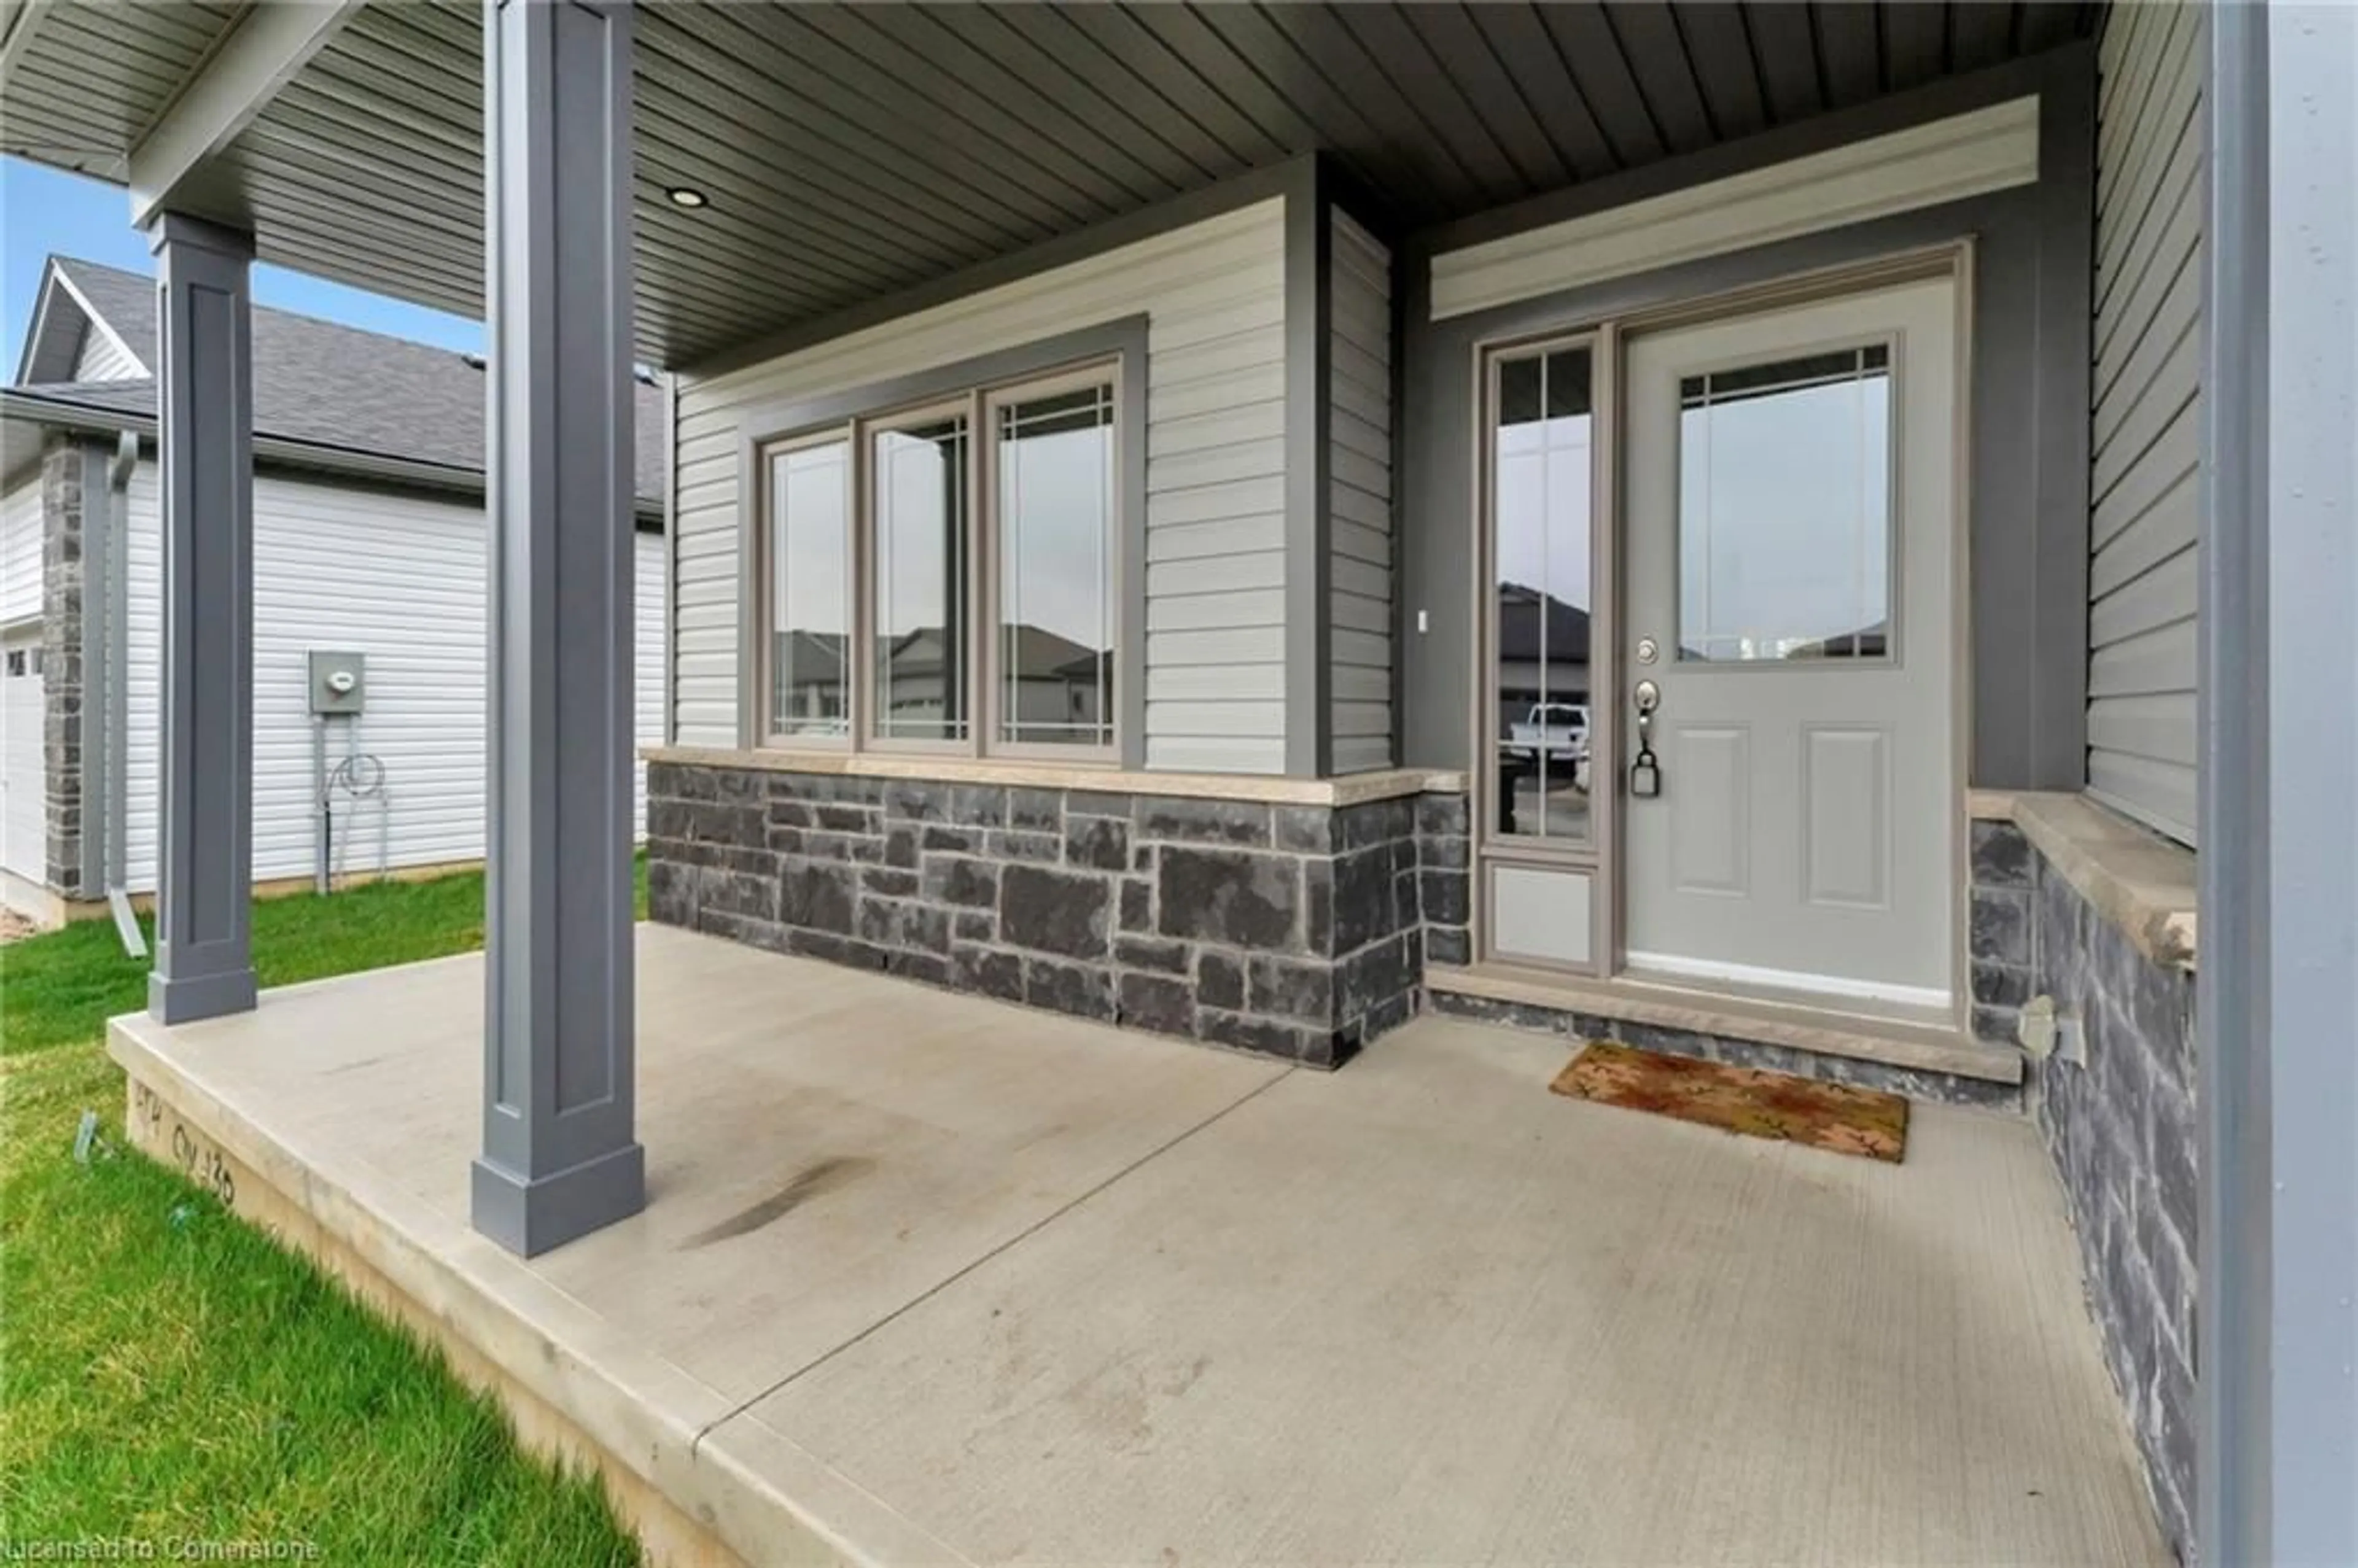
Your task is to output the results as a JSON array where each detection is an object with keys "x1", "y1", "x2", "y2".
[{"x1": 1678, "y1": 352, "x2": 1892, "y2": 662}]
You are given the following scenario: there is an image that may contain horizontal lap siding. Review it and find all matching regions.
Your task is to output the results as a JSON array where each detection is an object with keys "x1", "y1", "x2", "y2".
[
  {"x1": 72, "y1": 327, "x2": 145, "y2": 382},
  {"x1": 2088, "y1": 4, "x2": 2202, "y2": 844},
  {"x1": 671, "y1": 199, "x2": 1290, "y2": 774},
  {"x1": 1329, "y1": 211, "x2": 1393, "y2": 774},
  {"x1": 0, "y1": 476, "x2": 41, "y2": 627},
  {"x1": 123, "y1": 466, "x2": 662, "y2": 891}
]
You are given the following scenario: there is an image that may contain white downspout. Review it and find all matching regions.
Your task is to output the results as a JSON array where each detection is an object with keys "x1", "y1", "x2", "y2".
[{"x1": 104, "y1": 431, "x2": 142, "y2": 957}]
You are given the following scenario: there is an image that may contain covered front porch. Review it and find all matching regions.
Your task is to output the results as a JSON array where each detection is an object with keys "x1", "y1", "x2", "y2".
[{"x1": 112, "y1": 922, "x2": 2166, "y2": 1566}]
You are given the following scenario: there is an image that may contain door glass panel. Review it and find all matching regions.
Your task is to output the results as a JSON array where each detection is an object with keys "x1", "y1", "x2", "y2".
[
  {"x1": 996, "y1": 383, "x2": 1115, "y2": 749},
  {"x1": 1676, "y1": 344, "x2": 1893, "y2": 663},
  {"x1": 871, "y1": 414, "x2": 970, "y2": 742},
  {"x1": 1491, "y1": 345, "x2": 1594, "y2": 843},
  {"x1": 768, "y1": 439, "x2": 849, "y2": 739}
]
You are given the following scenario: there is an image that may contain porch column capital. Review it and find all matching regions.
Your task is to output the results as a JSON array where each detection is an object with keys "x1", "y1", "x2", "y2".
[
  {"x1": 144, "y1": 209, "x2": 258, "y2": 1024},
  {"x1": 141, "y1": 211, "x2": 255, "y2": 262},
  {"x1": 469, "y1": 0, "x2": 644, "y2": 1258}
]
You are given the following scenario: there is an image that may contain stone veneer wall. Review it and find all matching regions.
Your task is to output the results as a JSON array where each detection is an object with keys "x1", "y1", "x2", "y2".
[
  {"x1": 1972, "y1": 818, "x2": 2197, "y2": 1560},
  {"x1": 39, "y1": 435, "x2": 87, "y2": 898},
  {"x1": 646, "y1": 762, "x2": 1473, "y2": 1069}
]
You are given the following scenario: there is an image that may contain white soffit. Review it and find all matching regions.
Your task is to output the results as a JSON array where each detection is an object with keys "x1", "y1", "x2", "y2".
[{"x1": 1430, "y1": 96, "x2": 2041, "y2": 320}]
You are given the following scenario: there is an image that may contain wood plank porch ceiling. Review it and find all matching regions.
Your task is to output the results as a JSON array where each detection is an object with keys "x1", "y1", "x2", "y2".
[{"x1": 2, "y1": 1, "x2": 2095, "y2": 370}]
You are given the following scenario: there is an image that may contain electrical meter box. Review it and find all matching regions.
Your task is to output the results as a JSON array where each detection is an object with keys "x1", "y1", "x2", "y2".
[{"x1": 308, "y1": 650, "x2": 367, "y2": 715}]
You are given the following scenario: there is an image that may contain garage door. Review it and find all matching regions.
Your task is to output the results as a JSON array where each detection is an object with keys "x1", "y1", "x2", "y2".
[{"x1": 2, "y1": 630, "x2": 45, "y2": 880}]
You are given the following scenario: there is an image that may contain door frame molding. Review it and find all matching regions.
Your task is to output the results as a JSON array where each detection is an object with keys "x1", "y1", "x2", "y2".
[{"x1": 1465, "y1": 241, "x2": 1977, "y2": 1020}]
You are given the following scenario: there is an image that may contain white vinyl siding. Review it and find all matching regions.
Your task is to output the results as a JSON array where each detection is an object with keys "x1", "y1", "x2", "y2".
[
  {"x1": 122, "y1": 464, "x2": 663, "y2": 891},
  {"x1": 2, "y1": 626, "x2": 44, "y2": 880},
  {"x1": 72, "y1": 324, "x2": 146, "y2": 382},
  {"x1": 1329, "y1": 210, "x2": 1393, "y2": 774},
  {"x1": 673, "y1": 199, "x2": 1291, "y2": 774},
  {"x1": 1, "y1": 475, "x2": 42, "y2": 628},
  {"x1": 2088, "y1": 3, "x2": 2202, "y2": 845}
]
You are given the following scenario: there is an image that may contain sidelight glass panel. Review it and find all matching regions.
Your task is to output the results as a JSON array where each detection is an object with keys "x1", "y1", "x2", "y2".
[
  {"x1": 871, "y1": 413, "x2": 971, "y2": 742},
  {"x1": 1676, "y1": 344, "x2": 1893, "y2": 663},
  {"x1": 1490, "y1": 344, "x2": 1595, "y2": 842},
  {"x1": 768, "y1": 438, "x2": 849, "y2": 739},
  {"x1": 995, "y1": 381, "x2": 1115, "y2": 750}
]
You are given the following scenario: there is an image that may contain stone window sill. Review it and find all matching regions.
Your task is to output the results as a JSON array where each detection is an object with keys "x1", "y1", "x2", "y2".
[
  {"x1": 1968, "y1": 789, "x2": 2197, "y2": 971},
  {"x1": 642, "y1": 745, "x2": 1468, "y2": 808}
]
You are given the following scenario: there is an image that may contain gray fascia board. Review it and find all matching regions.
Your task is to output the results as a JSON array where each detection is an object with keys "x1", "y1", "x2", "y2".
[
  {"x1": 684, "y1": 157, "x2": 1313, "y2": 382},
  {"x1": 0, "y1": 392, "x2": 665, "y2": 525},
  {"x1": 12, "y1": 260, "x2": 64, "y2": 387}
]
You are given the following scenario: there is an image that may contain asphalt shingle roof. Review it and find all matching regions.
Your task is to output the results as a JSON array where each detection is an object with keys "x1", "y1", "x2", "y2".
[{"x1": 12, "y1": 257, "x2": 664, "y2": 506}]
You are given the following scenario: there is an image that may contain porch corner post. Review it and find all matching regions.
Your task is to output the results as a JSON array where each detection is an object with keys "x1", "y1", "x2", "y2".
[
  {"x1": 469, "y1": 0, "x2": 644, "y2": 1257},
  {"x1": 143, "y1": 213, "x2": 258, "y2": 1024},
  {"x1": 2200, "y1": 2, "x2": 2358, "y2": 1562}
]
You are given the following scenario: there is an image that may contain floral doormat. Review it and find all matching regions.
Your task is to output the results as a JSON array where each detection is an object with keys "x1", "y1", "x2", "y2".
[{"x1": 1549, "y1": 1041, "x2": 1909, "y2": 1163}]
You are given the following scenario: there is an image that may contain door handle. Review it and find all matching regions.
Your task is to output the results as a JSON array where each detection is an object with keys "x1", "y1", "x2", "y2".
[{"x1": 1630, "y1": 680, "x2": 1662, "y2": 799}]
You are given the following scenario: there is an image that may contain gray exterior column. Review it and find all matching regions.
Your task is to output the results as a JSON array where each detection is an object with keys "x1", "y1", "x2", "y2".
[
  {"x1": 469, "y1": 0, "x2": 644, "y2": 1257},
  {"x1": 144, "y1": 214, "x2": 257, "y2": 1024},
  {"x1": 2199, "y1": 3, "x2": 2358, "y2": 1562}
]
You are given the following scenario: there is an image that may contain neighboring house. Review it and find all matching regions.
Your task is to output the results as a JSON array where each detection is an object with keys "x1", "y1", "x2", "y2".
[{"x1": 0, "y1": 257, "x2": 666, "y2": 925}]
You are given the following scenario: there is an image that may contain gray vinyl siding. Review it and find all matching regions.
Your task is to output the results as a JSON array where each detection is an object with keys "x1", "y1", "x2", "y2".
[
  {"x1": 71, "y1": 324, "x2": 146, "y2": 382},
  {"x1": 2088, "y1": 2, "x2": 2201, "y2": 845},
  {"x1": 1328, "y1": 210, "x2": 1393, "y2": 775},
  {"x1": 671, "y1": 199, "x2": 1291, "y2": 774}
]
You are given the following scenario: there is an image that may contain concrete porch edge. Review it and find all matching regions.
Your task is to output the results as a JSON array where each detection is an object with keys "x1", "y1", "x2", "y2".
[{"x1": 104, "y1": 976, "x2": 971, "y2": 1568}]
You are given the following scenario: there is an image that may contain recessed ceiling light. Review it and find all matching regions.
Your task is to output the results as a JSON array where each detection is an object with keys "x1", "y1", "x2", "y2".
[{"x1": 666, "y1": 186, "x2": 708, "y2": 210}]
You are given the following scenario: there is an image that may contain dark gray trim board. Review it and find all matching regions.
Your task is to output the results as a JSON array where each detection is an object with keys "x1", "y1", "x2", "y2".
[
  {"x1": 686, "y1": 158, "x2": 1313, "y2": 382},
  {"x1": 1396, "y1": 45, "x2": 2096, "y2": 792},
  {"x1": 1283, "y1": 156, "x2": 1332, "y2": 778},
  {"x1": 732, "y1": 316, "x2": 1152, "y2": 769}
]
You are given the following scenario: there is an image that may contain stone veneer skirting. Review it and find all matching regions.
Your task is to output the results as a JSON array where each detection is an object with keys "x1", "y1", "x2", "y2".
[
  {"x1": 646, "y1": 761, "x2": 1472, "y2": 1068},
  {"x1": 1972, "y1": 817, "x2": 2196, "y2": 1559},
  {"x1": 40, "y1": 433, "x2": 88, "y2": 898}
]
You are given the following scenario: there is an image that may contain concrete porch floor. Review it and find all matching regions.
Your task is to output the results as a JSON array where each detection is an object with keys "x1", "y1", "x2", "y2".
[{"x1": 109, "y1": 924, "x2": 2168, "y2": 1566}]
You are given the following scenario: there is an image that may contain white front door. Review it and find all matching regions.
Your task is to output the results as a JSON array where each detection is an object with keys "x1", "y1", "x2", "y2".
[{"x1": 1621, "y1": 276, "x2": 1959, "y2": 1009}]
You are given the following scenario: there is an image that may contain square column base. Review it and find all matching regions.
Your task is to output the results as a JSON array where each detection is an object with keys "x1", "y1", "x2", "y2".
[
  {"x1": 470, "y1": 1141, "x2": 646, "y2": 1258},
  {"x1": 148, "y1": 966, "x2": 259, "y2": 1025}
]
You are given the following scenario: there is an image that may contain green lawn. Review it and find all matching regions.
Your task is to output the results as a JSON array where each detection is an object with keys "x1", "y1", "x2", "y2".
[{"x1": 1, "y1": 865, "x2": 648, "y2": 1563}]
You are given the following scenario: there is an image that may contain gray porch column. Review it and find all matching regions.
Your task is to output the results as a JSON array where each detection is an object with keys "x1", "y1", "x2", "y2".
[
  {"x1": 2200, "y1": 2, "x2": 2358, "y2": 1562},
  {"x1": 469, "y1": 0, "x2": 643, "y2": 1257},
  {"x1": 144, "y1": 214, "x2": 257, "y2": 1024}
]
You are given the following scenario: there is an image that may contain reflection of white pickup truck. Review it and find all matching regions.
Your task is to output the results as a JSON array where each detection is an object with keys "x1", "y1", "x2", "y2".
[{"x1": 1508, "y1": 702, "x2": 1591, "y2": 780}]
